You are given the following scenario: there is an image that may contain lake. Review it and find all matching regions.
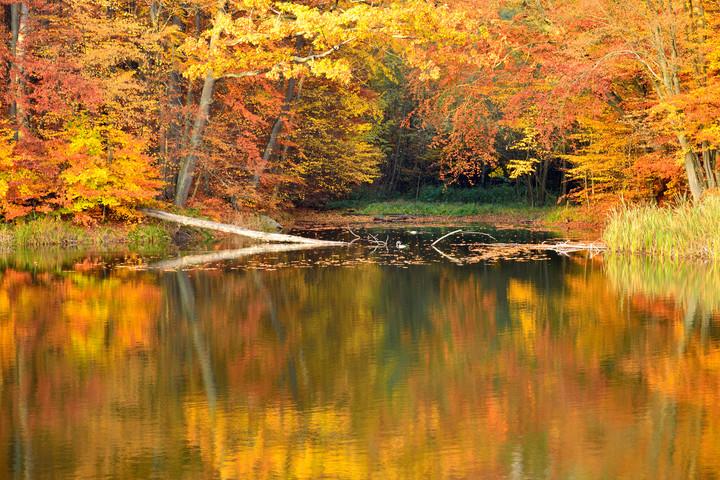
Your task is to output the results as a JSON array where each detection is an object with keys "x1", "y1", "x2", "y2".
[{"x1": 1, "y1": 226, "x2": 719, "y2": 479}]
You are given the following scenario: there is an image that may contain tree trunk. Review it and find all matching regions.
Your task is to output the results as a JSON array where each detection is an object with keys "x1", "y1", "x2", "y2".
[
  {"x1": 252, "y1": 76, "x2": 298, "y2": 188},
  {"x1": 10, "y1": 1, "x2": 29, "y2": 139},
  {"x1": 536, "y1": 156, "x2": 550, "y2": 206},
  {"x1": 174, "y1": 71, "x2": 216, "y2": 206},
  {"x1": 252, "y1": 36, "x2": 305, "y2": 190},
  {"x1": 679, "y1": 135, "x2": 707, "y2": 201},
  {"x1": 701, "y1": 143, "x2": 718, "y2": 190},
  {"x1": 174, "y1": 1, "x2": 226, "y2": 207},
  {"x1": 160, "y1": 13, "x2": 186, "y2": 199}
]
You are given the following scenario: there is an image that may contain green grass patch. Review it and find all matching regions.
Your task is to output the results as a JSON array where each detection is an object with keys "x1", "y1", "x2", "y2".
[
  {"x1": 345, "y1": 199, "x2": 584, "y2": 222},
  {"x1": 9, "y1": 216, "x2": 90, "y2": 246},
  {"x1": 603, "y1": 195, "x2": 720, "y2": 259},
  {"x1": 0, "y1": 216, "x2": 173, "y2": 247},
  {"x1": 127, "y1": 223, "x2": 173, "y2": 244}
]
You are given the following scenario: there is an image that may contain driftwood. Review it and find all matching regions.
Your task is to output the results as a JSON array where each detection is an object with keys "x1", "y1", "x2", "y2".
[
  {"x1": 346, "y1": 227, "x2": 391, "y2": 249},
  {"x1": 471, "y1": 241, "x2": 607, "y2": 256},
  {"x1": 139, "y1": 208, "x2": 347, "y2": 246}
]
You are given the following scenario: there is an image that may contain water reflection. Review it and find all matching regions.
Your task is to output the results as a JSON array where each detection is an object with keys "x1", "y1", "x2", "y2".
[{"x1": 0, "y1": 248, "x2": 719, "y2": 479}]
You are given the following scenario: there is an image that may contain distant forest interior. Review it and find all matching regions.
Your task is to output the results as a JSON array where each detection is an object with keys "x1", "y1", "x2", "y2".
[{"x1": 0, "y1": 0, "x2": 718, "y2": 222}]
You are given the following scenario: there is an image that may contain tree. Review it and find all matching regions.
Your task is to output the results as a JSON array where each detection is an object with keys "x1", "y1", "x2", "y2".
[
  {"x1": 0, "y1": 0, "x2": 164, "y2": 220},
  {"x1": 172, "y1": 0, "x2": 442, "y2": 207},
  {"x1": 283, "y1": 79, "x2": 383, "y2": 203},
  {"x1": 520, "y1": 0, "x2": 720, "y2": 200}
]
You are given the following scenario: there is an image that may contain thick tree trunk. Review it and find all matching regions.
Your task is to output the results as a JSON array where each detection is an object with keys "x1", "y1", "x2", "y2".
[{"x1": 679, "y1": 134, "x2": 709, "y2": 201}]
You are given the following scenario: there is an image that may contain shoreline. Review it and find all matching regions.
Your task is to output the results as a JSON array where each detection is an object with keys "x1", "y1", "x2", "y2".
[
  {"x1": 0, "y1": 205, "x2": 605, "y2": 248},
  {"x1": 287, "y1": 208, "x2": 604, "y2": 241}
]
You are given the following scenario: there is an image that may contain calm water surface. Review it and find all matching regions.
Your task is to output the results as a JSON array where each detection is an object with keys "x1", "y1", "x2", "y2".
[{"x1": 1, "y1": 227, "x2": 719, "y2": 479}]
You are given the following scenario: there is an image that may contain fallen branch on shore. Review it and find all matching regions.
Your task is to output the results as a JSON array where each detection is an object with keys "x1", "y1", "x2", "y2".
[{"x1": 140, "y1": 208, "x2": 347, "y2": 246}]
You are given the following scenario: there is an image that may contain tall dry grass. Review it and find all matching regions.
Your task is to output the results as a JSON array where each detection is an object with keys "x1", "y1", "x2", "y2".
[{"x1": 603, "y1": 195, "x2": 720, "y2": 259}]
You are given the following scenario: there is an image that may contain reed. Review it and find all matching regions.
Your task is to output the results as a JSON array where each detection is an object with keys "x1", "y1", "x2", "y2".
[
  {"x1": 603, "y1": 195, "x2": 720, "y2": 259},
  {"x1": 10, "y1": 216, "x2": 89, "y2": 246},
  {"x1": 0, "y1": 217, "x2": 172, "y2": 247}
]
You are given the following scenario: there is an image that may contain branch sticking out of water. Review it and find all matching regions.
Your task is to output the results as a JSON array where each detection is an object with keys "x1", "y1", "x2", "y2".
[
  {"x1": 431, "y1": 229, "x2": 497, "y2": 246},
  {"x1": 345, "y1": 227, "x2": 389, "y2": 248}
]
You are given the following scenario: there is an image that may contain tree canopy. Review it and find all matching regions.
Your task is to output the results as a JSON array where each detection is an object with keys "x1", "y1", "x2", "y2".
[{"x1": 0, "y1": 0, "x2": 718, "y2": 221}]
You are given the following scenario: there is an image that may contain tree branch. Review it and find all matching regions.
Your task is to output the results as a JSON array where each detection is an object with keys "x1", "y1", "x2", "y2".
[{"x1": 291, "y1": 37, "x2": 355, "y2": 63}]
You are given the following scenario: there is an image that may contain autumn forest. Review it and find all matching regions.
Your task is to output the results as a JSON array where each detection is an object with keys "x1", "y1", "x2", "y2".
[{"x1": 0, "y1": 0, "x2": 718, "y2": 222}]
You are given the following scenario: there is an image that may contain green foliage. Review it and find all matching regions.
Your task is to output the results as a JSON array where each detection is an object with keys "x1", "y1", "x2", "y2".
[{"x1": 603, "y1": 195, "x2": 720, "y2": 259}]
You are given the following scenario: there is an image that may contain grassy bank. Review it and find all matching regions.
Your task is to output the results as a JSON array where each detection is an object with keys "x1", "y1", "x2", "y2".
[
  {"x1": 336, "y1": 199, "x2": 604, "y2": 227},
  {"x1": 0, "y1": 216, "x2": 173, "y2": 247},
  {"x1": 603, "y1": 195, "x2": 720, "y2": 259},
  {"x1": 0, "y1": 210, "x2": 289, "y2": 247}
]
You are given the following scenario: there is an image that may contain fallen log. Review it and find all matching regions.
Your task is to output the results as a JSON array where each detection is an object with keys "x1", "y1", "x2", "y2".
[{"x1": 139, "y1": 208, "x2": 347, "y2": 246}]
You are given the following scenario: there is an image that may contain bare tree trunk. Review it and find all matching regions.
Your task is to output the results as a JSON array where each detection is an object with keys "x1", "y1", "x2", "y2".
[{"x1": 680, "y1": 139, "x2": 707, "y2": 201}]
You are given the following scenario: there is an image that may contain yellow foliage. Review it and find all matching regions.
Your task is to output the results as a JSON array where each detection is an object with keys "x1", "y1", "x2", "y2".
[
  {"x1": 506, "y1": 158, "x2": 539, "y2": 178},
  {"x1": 57, "y1": 118, "x2": 161, "y2": 219}
]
